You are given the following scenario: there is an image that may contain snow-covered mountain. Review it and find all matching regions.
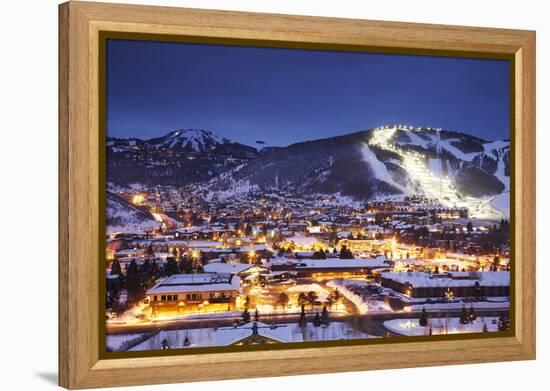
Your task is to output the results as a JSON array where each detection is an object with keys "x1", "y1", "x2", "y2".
[
  {"x1": 195, "y1": 125, "x2": 509, "y2": 218},
  {"x1": 106, "y1": 191, "x2": 159, "y2": 233},
  {"x1": 107, "y1": 125, "x2": 510, "y2": 218},
  {"x1": 380, "y1": 126, "x2": 510, "y2": 195},
  {"x1": 367, "y1": 126, "x2": 509, "y2": 217},
  {"x1": 147, "y1": 129, "x2": 226, "y2": 152},
  {"x1": 107, "y1": 129, "x2": 257, "y2": 186}
]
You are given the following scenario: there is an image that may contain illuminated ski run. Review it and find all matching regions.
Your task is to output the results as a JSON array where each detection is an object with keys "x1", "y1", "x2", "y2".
[{"x1": 368, "y1": 126, "x2": 505, "y2": 219}]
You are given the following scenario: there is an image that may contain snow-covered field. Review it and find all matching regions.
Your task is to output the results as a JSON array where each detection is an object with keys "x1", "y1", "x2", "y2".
[
  {"x1": 361, "y1": 142, "x2": 408, "y2": 193},
  {"x1": 384, "y1": 317, "x2": 500, "y2": 336},
  {"x1": 106, "y1": 334, "x2": 141, "y2": 351},
  {"x1": 107, "y1": 321, "x2": 375, "y2": 351},
  {"x1": 287, "y1": 283, "x2": 331, "y2": 301}
]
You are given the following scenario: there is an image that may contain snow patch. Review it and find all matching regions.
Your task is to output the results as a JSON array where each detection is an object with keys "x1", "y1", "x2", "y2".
[{"x1": 361, "y1": 143, "x2": 408, "y2": 193}]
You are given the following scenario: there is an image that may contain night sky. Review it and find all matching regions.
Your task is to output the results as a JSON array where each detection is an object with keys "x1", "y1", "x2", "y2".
[{"x1": 106, "y1": 39, "x2": 510, "y2": 146}]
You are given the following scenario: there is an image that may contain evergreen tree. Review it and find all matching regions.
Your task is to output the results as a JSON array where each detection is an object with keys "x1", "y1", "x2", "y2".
[
  {"x1": 125, "y1": 260, "x2": 145, "y2": 305},
  {"x1": 178, "y1": 257, "x2": 194, "y2": 274},
  {"x1": 324, "y1": 295, "x2": 334, "y2": 309},
  {"x1": 298, "y1": 292, "x2": 308, "y2": 307},
  {"x1": 312, "y1": 250, "x2": 327, "y2": 259},
  {"x1": 313, "y1": 312, "x2": 321, "y2": 327},
  {"x1": 307, "y1": 291, "x2": 318, "y2": 310},
  {"x1": 138, "y1": 259, "x2": 156, "y2": 289},
  {"x1": 459, "y1": 306, "x2": 469, "y2": 325},
  {"x1": 241, "y1": 308, "x2": 250, "y2": 323},
  {"x1": 339, "y1": 245, "x2": 354, "y2": 259},
  {"x1": 162, "y1": 256, "x2": 179, "y2": 276},
  {"x1": 139, "y1": 259, "x2": 151, "y2": 278},
  {"x1": 299, "y1": 304, "x2": 307, "y2": 327},
  {"x1": 419, "y1": 307, "x2": 428, "y2": 327},
  {"x1": 150, "y1": 259, "x2": 160, "y2": 278},
  {"x1": 321, "y1": 305, "x2": 330, "y2": 326},
  {"x1": 110, "y1": 259, "x2": 122, "y2": 276},
  {"x1": 277, "y1": 292, "x2": 289, "y2": 309}
]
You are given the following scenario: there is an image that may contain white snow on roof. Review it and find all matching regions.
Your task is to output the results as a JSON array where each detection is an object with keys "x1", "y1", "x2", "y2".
[
  {"x1": 293, "y1": 257, "x2": 388, "y2": 269},
  {"x1": 203, "y1": 262, "x2": 254, "y2": 274},
  {"x1": 380, "y1": 271, "x2": 509, "y2": 288},
  {"x1": 213, "y1": 325, "x2": 253, "y2": 346},
  {"x1": 147, "y1": 273, "x2": 240, "y2": 294},
  {"x1": 186, "y1": 240, "x2": 223, "y2": 248},
  {"x1": 214, "y1": 322, "x2": 301, "y2": 345},
  {"x1": 258, "y1": 323, "x2": 298, "y2": 342}
]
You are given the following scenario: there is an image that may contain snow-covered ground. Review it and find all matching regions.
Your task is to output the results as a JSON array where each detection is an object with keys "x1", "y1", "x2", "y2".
[
  {"x1": 302, "y1": 322, "x2": 375, "y2": 342},
  {"x1": 108, "y1": 321, "x2": 376, "y2": 351},
  {"x1": 106, "y1": 333, "x2": 141, "y2": 351},
  {"x1": 361, "y1": 142, "x2": 409, "y2": 193},
  {"x1": 490, "y1": 192, "x2": 510, "y2": 217},
  {"x1": 287, "y1": 283, "x2": 331, "y2": 301},
  {"x1": 384, "y1": 317, "x2": 500, "y2": 336},
  {"x1": 327, "y1": 280, "x2": 392, "y2": 314}
]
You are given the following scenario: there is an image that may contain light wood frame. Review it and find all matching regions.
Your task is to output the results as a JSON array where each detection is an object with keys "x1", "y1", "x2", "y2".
[{"x1": 59, "y1": 1, "x2": 536, "y2": 389}]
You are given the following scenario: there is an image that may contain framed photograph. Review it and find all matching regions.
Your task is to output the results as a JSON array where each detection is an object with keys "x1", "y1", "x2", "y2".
[{"x1": 59, "y1": 1, "x2": 536, "y2": 389}]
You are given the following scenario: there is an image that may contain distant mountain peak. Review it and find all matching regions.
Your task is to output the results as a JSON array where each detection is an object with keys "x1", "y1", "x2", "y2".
[{"x1": 150, "y1": 128, "x2": 227, "y2": 152}]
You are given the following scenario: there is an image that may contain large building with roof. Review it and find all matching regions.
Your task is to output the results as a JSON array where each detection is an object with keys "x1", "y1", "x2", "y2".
[
  {"x1": 270, "y1": 257, "x2": 390, "y2": 278},
  {"x1": 379, "y1": 271, "x2": 510, "y2": 298},
  {"x1": 146, "y1": 273, "x2": 241, "y2": 315}
]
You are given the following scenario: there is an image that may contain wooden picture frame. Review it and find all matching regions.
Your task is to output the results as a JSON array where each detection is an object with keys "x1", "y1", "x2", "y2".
[{"x1": 59, "y1": 1, "x2": 536, "y2": 389}]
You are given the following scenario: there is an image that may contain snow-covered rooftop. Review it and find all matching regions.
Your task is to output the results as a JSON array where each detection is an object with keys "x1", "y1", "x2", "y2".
[
  {"x1": 380, "y1": 271, "x2": 510, "y2": 288},
  {"x1": 147, "y1": 273, "x2": 240, "y2": 294},
  {"x1": 203, "y1": 262, "x2": 256, "y2": 275},
  {"x1": 293, "y1": 257, "x2": 388, "y2": 269},
  {"x1": 214, "y1": 322, "x2": 299, "y2": 346}
]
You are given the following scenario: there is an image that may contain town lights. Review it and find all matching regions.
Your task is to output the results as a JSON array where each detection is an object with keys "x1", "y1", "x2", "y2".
[{"x1": 132, "y1": 194, "x2": 146, "y2": 205}]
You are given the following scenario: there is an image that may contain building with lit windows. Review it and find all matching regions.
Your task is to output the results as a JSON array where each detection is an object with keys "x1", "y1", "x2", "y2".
[
  {"x1": 379, "y1": 271, "x2": 510, "y2": 298},
  {"x1": 146, "y1": 273, "x2": 241, "y2": 316}
]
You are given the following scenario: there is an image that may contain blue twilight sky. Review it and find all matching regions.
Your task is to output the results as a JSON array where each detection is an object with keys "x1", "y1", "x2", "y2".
[{"x1": 106, "y1": 39, "x2": 510, "y2": 146}]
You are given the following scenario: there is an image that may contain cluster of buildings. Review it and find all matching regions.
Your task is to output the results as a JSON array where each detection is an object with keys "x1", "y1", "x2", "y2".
[{"x1": 106, "y1": 186, "x2": 510, "y2": 319}]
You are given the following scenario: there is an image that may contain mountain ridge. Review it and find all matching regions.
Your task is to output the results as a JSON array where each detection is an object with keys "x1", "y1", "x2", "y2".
[{"x1": 107, "y1": 126, "x2": 510, "y2": 217}]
